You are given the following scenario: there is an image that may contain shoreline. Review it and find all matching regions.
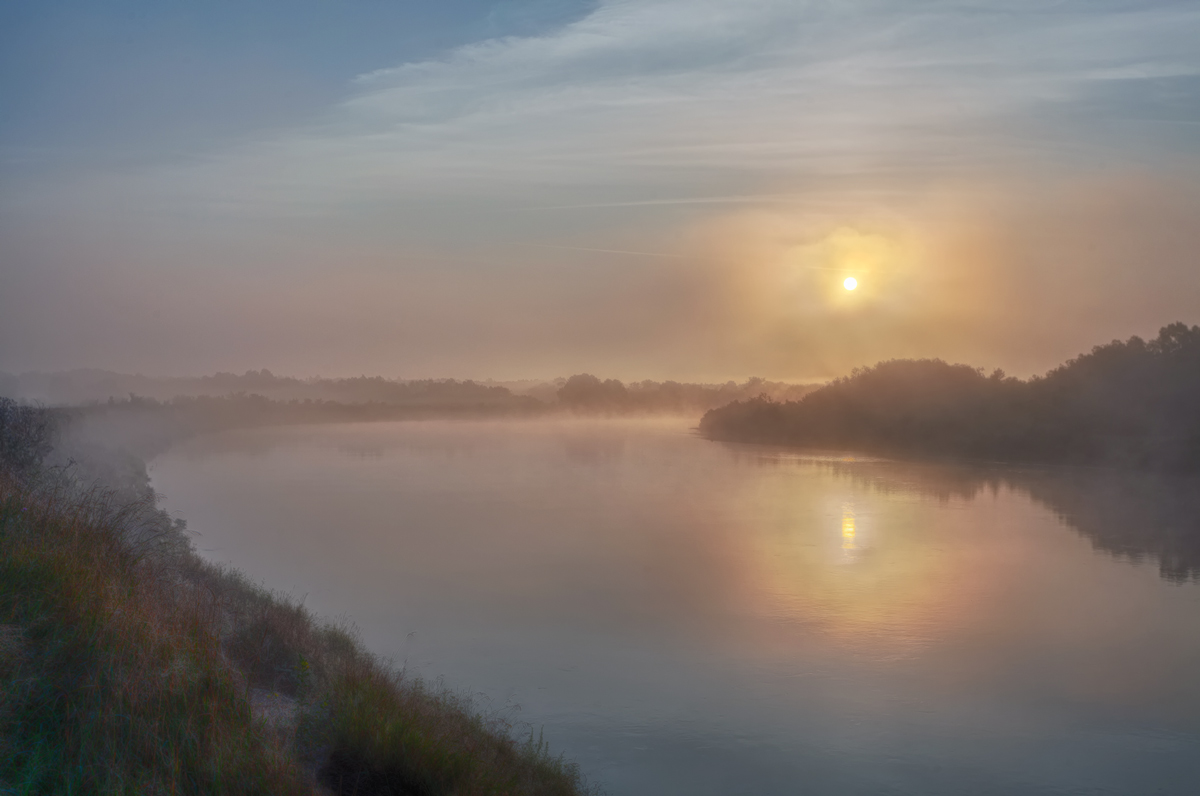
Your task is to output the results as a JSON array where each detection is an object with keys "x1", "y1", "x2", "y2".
[{"x1": 0, "y1": 398, "x2": 597, "y2": 795}]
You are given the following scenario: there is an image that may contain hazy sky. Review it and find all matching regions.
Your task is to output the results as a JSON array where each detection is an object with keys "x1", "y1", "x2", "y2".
[{"x1": 3, "y1": 0, "x2": 1198, "y2": 381}]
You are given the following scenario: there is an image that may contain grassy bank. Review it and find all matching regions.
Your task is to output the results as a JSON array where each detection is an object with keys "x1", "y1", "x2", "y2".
[{"x1": 0, "y1": 400, "x2": 592, "y2": 795}]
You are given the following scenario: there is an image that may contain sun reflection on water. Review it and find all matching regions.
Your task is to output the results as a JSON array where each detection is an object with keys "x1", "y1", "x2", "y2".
[
  {"x1": 841, "y1": 507, "x2": 857, "y2": 551},
  {"x1": 742, "y1": 476, "x2": 990, "y2": 655}
]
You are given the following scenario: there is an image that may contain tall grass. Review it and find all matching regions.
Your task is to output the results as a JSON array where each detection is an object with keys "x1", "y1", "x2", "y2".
[
  {"x1": 308, "y1": 664, "x2": 585, "y2": 796},
  {"x1": 0, "y1": 398, "x2": 595, "y2": 795},
  {"x1": 0, "y1": 477, "x2": 313, "y2": 794}
]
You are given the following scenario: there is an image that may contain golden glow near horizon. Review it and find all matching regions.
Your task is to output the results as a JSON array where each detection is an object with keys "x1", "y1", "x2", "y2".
[
  {"x1": 842, "y1": 510, "x2": 857, "y2": 550},
  {"x1": 775, "y1": 225, "x2": 903, "y2": 311}
]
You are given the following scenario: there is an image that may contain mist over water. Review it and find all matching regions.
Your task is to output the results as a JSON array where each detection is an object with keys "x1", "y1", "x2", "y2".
[{"x1": 148, "y1": 418, "x2": 1200, "y2": 795}]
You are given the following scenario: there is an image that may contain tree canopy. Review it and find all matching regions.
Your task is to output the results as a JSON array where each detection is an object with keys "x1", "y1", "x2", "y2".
[{"x1": 700, "y1": 323, "x2": 1200, "y2": 470}]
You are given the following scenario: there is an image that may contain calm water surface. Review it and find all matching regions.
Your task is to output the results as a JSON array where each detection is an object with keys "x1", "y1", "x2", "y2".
[{"x1": 149, "y1": 418, "x2": 1200, "y2": 795}]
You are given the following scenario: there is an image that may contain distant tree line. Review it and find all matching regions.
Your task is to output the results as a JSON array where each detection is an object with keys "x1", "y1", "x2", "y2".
[
  {"x1": 556, "y1": 374, "x2": 816, "y2": 414},
  {"x1": 700, "y1": 322, "x2": 1200, "y2": 471},
  {"x1": 2, "y1": 368, "x2": 819, "y2": 419},
  {"x1": 0, "y1": 370, "x2": 533, "y2": 408},
  {"x1": 1, "y1": 369, "x2": 817, "y2": 418}
]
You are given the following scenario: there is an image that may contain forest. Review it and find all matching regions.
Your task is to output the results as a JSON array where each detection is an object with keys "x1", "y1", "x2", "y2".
[{"x1": 699, "y1": 322, "x2": 1200, "y2": 471}]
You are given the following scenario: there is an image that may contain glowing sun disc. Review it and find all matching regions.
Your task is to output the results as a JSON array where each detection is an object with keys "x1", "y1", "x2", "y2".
[{"x1": 844, "y1": 277, "x2": 858, "y2": 291}]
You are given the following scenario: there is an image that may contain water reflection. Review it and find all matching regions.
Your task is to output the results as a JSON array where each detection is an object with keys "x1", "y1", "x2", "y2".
[
  {"x1": 730, "y1": 448, "x2": 1200, "y2": 584},
  {"x1": 840, "y1": 507, "x2": 857, "y2": 553},
  {"x1": 1016, "y1": 471, "x2": 1200, "y2": 583}
]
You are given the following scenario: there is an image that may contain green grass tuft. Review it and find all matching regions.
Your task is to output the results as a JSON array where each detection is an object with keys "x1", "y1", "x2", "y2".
[{"x1": 0, "y1": 482, "x2": 314, "y2": 795}]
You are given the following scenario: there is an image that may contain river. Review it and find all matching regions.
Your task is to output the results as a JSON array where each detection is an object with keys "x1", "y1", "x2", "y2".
[{"x1": 148, "y1": 417, "x2": 1200, "y2": 795}]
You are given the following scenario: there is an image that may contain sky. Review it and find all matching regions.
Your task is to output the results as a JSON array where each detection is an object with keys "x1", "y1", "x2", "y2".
[{"x1": 2, "y1": 0, "x2": 1199, "y2": 382}]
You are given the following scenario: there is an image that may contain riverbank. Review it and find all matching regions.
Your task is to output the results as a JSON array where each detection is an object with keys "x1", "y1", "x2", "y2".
[{"x1": 0, "y1": 399, "x2": 593, "y2": 795}]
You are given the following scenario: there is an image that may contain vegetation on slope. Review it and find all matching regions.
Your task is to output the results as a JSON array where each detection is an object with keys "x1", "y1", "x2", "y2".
[
  {"x1": 0, "y1": 480, "x2": 314, "y2": 795},
  {"x1": 700, "y1": 322, "x2": 1200, "y2": 470},
  {"x1": 0, "y1": 398, "x2": 592, "y2": 795}
]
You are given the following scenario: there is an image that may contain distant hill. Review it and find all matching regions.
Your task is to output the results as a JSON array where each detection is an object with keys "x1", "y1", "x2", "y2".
[{"x1": 699, "y1": 322, "x2": 1200, "y2": 471}]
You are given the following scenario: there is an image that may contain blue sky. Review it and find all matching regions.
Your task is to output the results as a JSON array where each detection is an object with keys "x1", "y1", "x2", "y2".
[
  {"x1": 0, "y1": 1, "x2": 595, "y2": 166},
  {"x1": 2, "y1": 1, "x2": 1199, "y2": 380}
]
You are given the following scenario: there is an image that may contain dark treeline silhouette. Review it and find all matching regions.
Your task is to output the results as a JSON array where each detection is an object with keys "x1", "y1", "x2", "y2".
[
  {"x1": 701, "y1": 322, "x2": 1200, "y2": 471},
  {"x1": 0, "y1": 369, "x2": 532, "y2": 408},
  {"x1": 556, "y1": 374, "x2": 817, "y2": 414}
]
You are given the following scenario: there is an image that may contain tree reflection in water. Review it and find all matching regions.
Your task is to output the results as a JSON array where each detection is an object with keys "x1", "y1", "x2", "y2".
[
  {"x1": 752, "y1": 453, "x2": 1200, "y2": 584},
  {"x1": 1013, "y1": 470, "x2": 1200, "y2": 583}
]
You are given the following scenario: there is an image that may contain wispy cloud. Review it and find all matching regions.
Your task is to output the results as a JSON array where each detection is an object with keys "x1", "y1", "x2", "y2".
[{"x1": 77, "y1": 0, "x2": 1197, "y2": 218}]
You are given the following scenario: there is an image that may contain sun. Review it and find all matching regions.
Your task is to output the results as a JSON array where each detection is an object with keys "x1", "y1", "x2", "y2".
[{"x1": 843, "y1": 277, "x2": 858, "y2": 291}]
